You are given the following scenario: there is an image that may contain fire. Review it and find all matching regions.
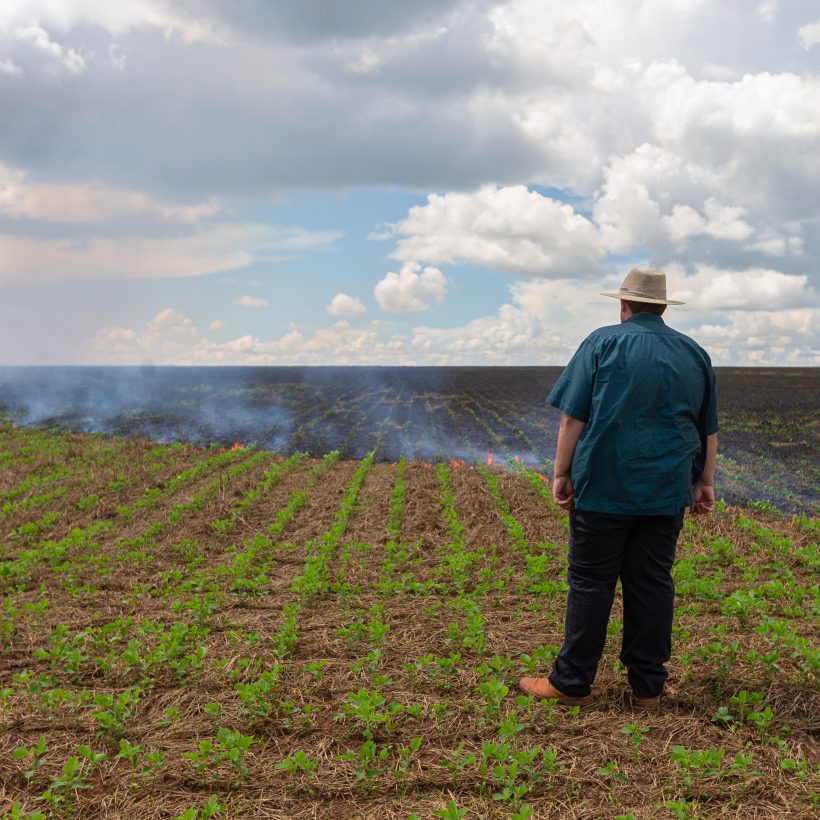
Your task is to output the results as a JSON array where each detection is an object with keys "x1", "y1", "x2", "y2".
[
  {"x1": 230, "y1": 442, "x2": 244, "y2": 451},
  {"x1": 536, "y1": 472, "x2": 549, "y2": 483},
  {"x1": 486, "y1": 452, "x2": 494, "y2": 467},
  {"x1": 449, "y1": 458, "x2": 467, "y2": 468}
]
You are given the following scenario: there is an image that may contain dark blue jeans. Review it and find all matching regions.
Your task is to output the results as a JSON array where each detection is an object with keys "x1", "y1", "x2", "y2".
[{"x1": 549, "y1": 508, "x2": 685, "y2": 698}]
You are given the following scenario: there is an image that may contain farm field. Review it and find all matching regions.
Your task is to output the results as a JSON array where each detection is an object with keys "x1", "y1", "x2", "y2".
[
  {"x1": 0, "y1": 422, "x2": 817, "y2": 818},
  {"x1": 0, "y1": 366, "x2": 817, "y2": 515}
]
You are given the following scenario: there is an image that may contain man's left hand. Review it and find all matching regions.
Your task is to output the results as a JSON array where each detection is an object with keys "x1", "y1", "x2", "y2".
[
  {"x1": 690, "y1": 480, "x2": 715, "y2": 514},
  {"x1": 553, "y1": 475, "x2": 574, "y2": 511}
]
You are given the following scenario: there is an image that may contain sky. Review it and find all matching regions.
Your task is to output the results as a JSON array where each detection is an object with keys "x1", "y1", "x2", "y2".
[{"x1": 1, "y1": 0, "x2": 819, "y2": 366}]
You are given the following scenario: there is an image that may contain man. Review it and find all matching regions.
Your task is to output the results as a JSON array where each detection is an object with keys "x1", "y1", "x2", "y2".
[{"x1": 519, "y1": 268, "x2": 718, "y2": 711}]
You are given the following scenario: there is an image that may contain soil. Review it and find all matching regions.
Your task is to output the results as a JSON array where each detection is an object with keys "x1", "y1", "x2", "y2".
[{"x1": 0, "y1": 418, "x2": 817, "y2": 819}]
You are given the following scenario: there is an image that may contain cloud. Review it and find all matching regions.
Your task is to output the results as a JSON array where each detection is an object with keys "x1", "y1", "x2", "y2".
[
  {"x1": 0, "y1": 223, "x2": 338, "y2": 282},
  {"x1": 86, "y1": 309, "x2": 409, "y2": 365},
  {"x1": 592, "y1": 143, "x2": 807, "y2": 265},
  {"x1": 89, "y1": 307, "x2": 198, "y2": 363},
  {"x1": 2, "y1": 0, "x2": 819, "y2": 364},
  {"x1": 0, "y1": 163, "x2": 220, "y2": 223},
  {"x1": 83, "y1": 282, "x2": 819, "y2": 367},
  {"x1": 0, "y1": 1, "x2": 226, "y2": 43},
  {"x1": 374, "y1": 262, "x2": 447, "y2": 313},
  {"x1": 686, "y1": 310, "x2": 819, "y2": 365},
  {"x1": 327, "y1": 293, "x2": 366, "y2": 316},
  {"x1": 12, "y1": 24, "x2": 87, "y2": 74},
  {"x1": 757, "y1": 1, "x2": 778, "y2": 23},
  {"x1": 667, "y1": 265, "x2": 816, "y2": 311},
  {"x1": 208, "y1": 319, "x2": 224, "y2": 330},
  {"x1": 173, "y1": 0, "x2": 481, "y2": 41},
  {"x1": 386, "y1": 185, "x2": 604, "y2": 278},
  {"x1": 233, "y1": 295, "x2": 269, "y2": 308},
  {"x1": 1, "y1": 0, "x2": 818, "y2": 208},
  {"x1": 798, "y1": 19, "x2": 820, "y2": 49},
  {"x1": 0, "y1": 56, "x2": 22, "y2": 75},
  {"x1": 0, "y1": 163, "x2": 342, "y2": 282}
]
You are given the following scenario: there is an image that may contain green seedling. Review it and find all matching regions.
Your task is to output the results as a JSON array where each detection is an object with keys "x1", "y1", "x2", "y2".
[
  {"x1": 394, "y1": 735, "x2": 423, "y2": 781},
  {"x1": 337, "y1": 739, "x2": 391, "y2": 787},
  {"x1": 173, "y1": 795, "x2": 223, "y2": 820},
  {"x1": 305, "y1": 660, "x2": 328, "y2": 679},
  {"x1": 3, "y1": 803, "x2": 47, "y2": 820},
  {"x1": 434, "y1": 800, "x2": 468, "y2": 819},
  {"x1": 275, "y1": 749, "x2": 318, "y2": 778},
  {"x1": 620, "y1": 722, "x2": 649, "y2": 753},
  {"x1": 161, "y1": 706, "x2": 182, "y2": 725},
  {"x1": 779, "y1": 755, "x2": 809, "y2": 780},
  {"x1": 91, "y1": 687, "x2": 141, "y2": 740},
  {"x1": 13, "y1": 736, "x2": 48, "y2": 782}
]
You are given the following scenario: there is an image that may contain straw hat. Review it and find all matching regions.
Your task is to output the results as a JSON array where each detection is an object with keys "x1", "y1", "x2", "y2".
[{"x1": 601, "y1": 268, "x2": 684, "y2": 305}]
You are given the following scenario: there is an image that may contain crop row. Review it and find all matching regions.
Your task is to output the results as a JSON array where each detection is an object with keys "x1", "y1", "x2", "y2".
[{"x1": 0, "y1": 426, "x2": 817, "y2": 818}]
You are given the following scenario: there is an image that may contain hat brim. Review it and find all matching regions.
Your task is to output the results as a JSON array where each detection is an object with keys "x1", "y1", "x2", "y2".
[{"x1": 601, "y1": 292, "x2": 685, "y2": 305}]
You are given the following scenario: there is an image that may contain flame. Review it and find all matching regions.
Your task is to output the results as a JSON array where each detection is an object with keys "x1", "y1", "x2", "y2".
[
  {"x1": 486, "y1": 452, "x2": 494, "y2": 467},
  {"x1": 449, "y1": 458, "x2": 467, "y2": 468},
  {"x1": 230, "y1": 442, "x2": 244, "y2": 451},
  {"x1": 536, "y1": 472, "x2": 549, "y2": 483}
]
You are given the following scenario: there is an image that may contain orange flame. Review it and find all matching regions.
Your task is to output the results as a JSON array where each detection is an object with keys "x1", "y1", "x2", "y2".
[
  {"x1": 536, "y1": 472, "x2": 549, "y2": 483},
  {"x1": 230, "y1": 442, "x2": 244, "y2": 451},
  {"x1": 486, "y1": 452, "x2": 494, "y2": 467},
  {"x1": 450, "y1": 458, "x2": 467, "y2": 468}
]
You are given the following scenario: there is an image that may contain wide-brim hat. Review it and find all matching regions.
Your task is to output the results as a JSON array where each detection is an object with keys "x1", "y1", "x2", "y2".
[{"x1": 601, "y1": 268, "x2": 684, "y2": 305}]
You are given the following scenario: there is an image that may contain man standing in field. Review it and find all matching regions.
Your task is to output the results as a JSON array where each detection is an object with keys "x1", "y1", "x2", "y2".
[{"x1": 519, "y1": 268, "x2": 718, "y2": 710}]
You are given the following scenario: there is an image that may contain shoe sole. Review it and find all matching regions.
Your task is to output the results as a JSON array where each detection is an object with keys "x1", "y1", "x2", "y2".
[
  {"x1": 631, "y1": 693, "x2": 665, "y2": 711},
  {"x1": 518, "y1": 680, "x2": 593, "y2": 707}
]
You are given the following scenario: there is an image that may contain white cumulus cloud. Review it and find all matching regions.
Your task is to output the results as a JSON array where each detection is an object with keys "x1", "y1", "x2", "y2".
[
  {"x1": 374, "y1": 262, "x2": 447, "y2": 313},
  {"x1": 0, "y1": 56, "x2": 22, "y2": 75},
  {"x1": 327, "y1": 293, "x2": 366, "y2": 316},
  {"x1": 233, "y1": 295, "x2": 269, "y2": 308},
  {"x1": 12, "y1": 24, "x2": 87, "y2": 73},
  {"x1": 798, "y1": 19, "x2": 820, "y2": 49},
  {"x1": 388, "y1": 185, "x2": 603, "y2": 278},
  {"x1": 667, "y1": 265, "x2": 816, "y2": 311}
]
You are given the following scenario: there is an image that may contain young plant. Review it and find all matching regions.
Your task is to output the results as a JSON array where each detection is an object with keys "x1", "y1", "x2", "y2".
[
  {"x1": 12, "y1": 736, "x2": 48, "y2": 783},
  {"x1": 275, "y1": 749, "x2": 319, "y2": 779}
]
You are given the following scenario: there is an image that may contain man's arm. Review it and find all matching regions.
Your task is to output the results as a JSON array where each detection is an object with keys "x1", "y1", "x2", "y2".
[
  {"x1": 553, "y1": 412, "x2": 586, "y2": 510},
  {"x1": 691, "y1": 433, "x2": 718, "y2": 514}
]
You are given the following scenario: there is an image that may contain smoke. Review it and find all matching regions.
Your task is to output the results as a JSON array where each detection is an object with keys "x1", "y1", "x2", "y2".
[{"x1": 0, "y1": 365, "x2": 559, "y2": 467}]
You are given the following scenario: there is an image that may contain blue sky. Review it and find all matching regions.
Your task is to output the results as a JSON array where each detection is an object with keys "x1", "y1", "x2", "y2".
[{"x1": 1, "y1": 1, "x2": 819, "y2": 365}]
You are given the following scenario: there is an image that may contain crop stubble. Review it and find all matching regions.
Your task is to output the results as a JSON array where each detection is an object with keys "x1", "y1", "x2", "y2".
[{"x1": 0, "y1": 424, "x2": 817, "y2": 819}]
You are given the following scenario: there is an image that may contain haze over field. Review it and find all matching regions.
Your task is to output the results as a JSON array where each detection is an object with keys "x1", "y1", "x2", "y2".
[{"x1": 1, "y1": 0, "x2": 819, "y2": 365}]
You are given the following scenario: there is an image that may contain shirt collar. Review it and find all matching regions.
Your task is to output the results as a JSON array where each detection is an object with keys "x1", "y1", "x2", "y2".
[{"x1": 625, "y1": 313, "x2": 666, "y2": 326}]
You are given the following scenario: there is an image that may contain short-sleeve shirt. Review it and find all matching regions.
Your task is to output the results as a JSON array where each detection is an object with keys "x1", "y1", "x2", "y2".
[{"x1": 546, "y1": 313, "x2": 718, "y2": 515}]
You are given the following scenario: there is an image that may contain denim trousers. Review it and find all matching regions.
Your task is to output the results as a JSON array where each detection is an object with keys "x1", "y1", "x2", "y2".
[{"x1": 549, "y1": 507, "x2": 685, "y2": 698}]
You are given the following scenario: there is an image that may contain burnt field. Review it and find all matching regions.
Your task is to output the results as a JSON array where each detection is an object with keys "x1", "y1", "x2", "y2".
[
  {"x1": 0, "y1": 423, "x2": 817, "y2": 818},
  {"x1": 0, "y1": 366, "x2": 817, "y2": 514}
]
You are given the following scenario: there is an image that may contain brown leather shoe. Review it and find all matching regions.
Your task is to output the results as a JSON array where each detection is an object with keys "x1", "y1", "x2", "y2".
[
  {"x1": 518, "y1": 677, "x2": 593, "y2": 707},
  {"x1": 631, "y1": 690, "x2": 665, "y2": 711}
]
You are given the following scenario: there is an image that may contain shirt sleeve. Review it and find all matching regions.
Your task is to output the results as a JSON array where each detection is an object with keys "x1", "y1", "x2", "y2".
[
  {"x1": 701, "y1": 354, "x2": 719, "y2": 436},
  {"x1": 546, "y1": 336, "x2": 597, "y2": 422},
  {"x1": 692, "y1": 352, "x2": 718, "y2": 483}
]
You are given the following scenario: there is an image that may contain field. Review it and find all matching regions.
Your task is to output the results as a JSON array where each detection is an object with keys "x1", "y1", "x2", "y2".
[
  {"x1": 0, "y1": 421, "x2": 817, "y2": 818},
  {"x1": 0, "y1": 366, "x2": 817, "y2": 515}
]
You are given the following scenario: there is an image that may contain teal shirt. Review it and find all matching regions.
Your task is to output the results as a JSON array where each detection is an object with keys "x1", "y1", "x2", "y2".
[{"x1": 547, "y1": 314, "x2": 718, "y2": 515}]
